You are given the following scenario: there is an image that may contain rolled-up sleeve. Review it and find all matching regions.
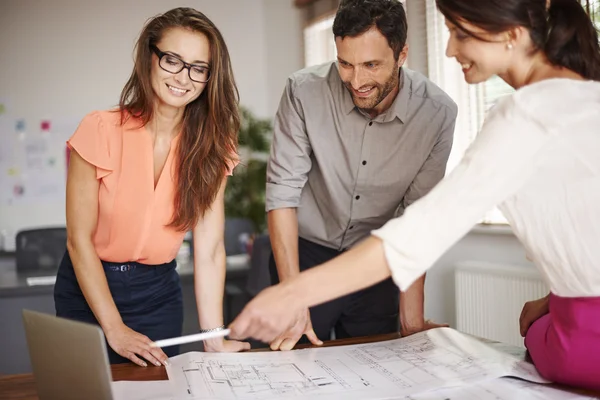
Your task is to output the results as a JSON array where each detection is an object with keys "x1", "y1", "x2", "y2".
[
  {"x1": 373, "y1": 96, "x2": 555, "y2": 291},
  {"x1": 266, "y1": 77, "x2": 313, "y2": 211}
]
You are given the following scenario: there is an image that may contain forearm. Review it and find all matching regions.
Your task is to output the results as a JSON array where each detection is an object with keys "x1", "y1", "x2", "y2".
[
  {"x1": 67, "y1": 239, "x2": 122, "y2": 332},
  {"x1": 399, "y1": 274, "x2": 426, "y2": 332},
  {"x1": 194, "y1": 248, "x2": 227, "y2": 329},
  {"x1": 285, "y1": 236, "x2": 392, "y2": 308},
  {"x1": 268, "y1": 208, "x2": 300, "y2": 281}
]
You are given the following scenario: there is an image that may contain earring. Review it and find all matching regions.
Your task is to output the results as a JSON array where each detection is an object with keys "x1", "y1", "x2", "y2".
[{"x1": 507, "y1": 43, "x2": 514, "y2": 50}]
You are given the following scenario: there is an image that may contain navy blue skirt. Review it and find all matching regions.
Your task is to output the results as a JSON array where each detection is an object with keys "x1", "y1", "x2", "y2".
[{"x1": 53, "y1": 250, "x2": 183, "y2": 364}]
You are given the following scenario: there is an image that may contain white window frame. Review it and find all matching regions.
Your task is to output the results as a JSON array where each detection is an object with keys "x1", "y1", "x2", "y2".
[
  {"x1": 303, "y1": 13, "x2": 336, "y2": 67},
  {"x1": 302, "y1": 0, "x2": 512, "y2": 224},
  {"x1": 425, "y1": 0, "x2": 513, "y2": 224}
]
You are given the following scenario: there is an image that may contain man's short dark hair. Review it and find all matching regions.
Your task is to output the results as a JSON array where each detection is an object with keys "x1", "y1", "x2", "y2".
[{"x1": 332, "y1": 0, "x2": 408, "y2": 60}]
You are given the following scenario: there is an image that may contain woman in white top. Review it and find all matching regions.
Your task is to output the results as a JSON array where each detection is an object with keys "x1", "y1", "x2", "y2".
[{"x1": 231, "y1": 0, "x2": 600, "y2": 391}]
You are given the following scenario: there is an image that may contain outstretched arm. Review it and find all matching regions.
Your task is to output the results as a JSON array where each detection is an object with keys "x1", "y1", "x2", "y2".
[{"x1": 230, "y1": 95, "x2": 552, "y2": 343}]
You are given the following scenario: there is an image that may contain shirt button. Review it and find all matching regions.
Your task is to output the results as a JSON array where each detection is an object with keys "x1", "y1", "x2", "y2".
[
  {"x1": 355, "y1": 195, "x2": 360, "y2": 200},
  {"x1": 369, "y1": 122, "x2": 373, "y2": 126},
  {"x1": 362, "y1": 160, "x2": 367, "y2": 165}
]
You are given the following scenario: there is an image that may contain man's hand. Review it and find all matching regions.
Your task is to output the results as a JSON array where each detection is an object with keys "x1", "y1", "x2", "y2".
[
  {"x1": 400, "y1": 319, "x2": 449, "y2": 337},
  {"x1": 519, "y1": 295, "x2": 550, "y2": 337},
  {"x1": 269, "y1": 308, "x2": 323, "y2": 351}
]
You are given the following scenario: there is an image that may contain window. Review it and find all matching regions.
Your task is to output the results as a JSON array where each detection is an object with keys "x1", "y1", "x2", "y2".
[
  {"x1": 583, "y1": 0, "x2": 600, "y2": 27},
  {"x1": 301, "y1": 0, "x2": 508, "y2": 223},
  {"x1": 303, "y1": 1, "x2": 511, "y2": 224},
  {"x1": 303, "y1": 0, "x2": 407, "y2": 67},
  {"x1": 302, "y1": 0, "x2": 598, "y2": 225},
  {"x1": 425, "y1": 0, "x2": 513, "y2": 224},
  {"x1": 304, "y1": 14, "x2": 336, "y2": 67},
  {"x1": 425, "y1": 0, "x2": 600, "y2": 224}
]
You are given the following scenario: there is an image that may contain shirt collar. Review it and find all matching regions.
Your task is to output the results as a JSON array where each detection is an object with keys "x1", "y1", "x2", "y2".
[
  {"x1": 341, "y1": 75, "x2": 356, "y2": 115},
  {"x1": 384, "y1": 68, "x2": 410, "y2": 123}
]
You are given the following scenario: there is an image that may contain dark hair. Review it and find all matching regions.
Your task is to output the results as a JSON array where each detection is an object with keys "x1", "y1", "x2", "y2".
[
  {"x1": 119, "y1": 7, "x2": 240, "y2": 231},
  {"x1": 332, "y1": 0, "x2": 408, "y2": 59},
  {"x1": 436, "y1": 0, "x2": 600, "y2": 80}
]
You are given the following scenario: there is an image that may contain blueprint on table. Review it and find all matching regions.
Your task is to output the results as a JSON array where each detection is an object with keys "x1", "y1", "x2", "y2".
[
  {"x1": 403, "y1": 377, "x2": 596, "y2": 400},
  {"x1": 166, "y1": 328, "x2": 551, "y2": 400}
]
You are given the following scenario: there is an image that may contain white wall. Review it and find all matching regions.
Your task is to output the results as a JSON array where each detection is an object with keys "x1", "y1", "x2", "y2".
[
  {"x1": 0, "y1": 0, "x2": 302, "y2": 249},
  {"x1": 263, "y1": 0, "x2": 305, "y2": 114}
]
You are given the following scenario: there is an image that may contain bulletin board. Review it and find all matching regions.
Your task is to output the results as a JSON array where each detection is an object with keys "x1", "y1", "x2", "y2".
[
  {"x1": 0, "y1": 99, "x2": 77, "y2": 205},
  {"x1": 0, "y1": 98, "x2": 80, "y2": 249}
]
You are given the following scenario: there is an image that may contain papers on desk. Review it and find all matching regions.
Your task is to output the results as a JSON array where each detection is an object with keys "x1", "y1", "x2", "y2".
[
  {"x1": 110, "y1": 377, "x2": 595, "y2": 400},
  {"x1": 112, "y1": 329, "x2": 594, "y2": 400},
  {"x1": 164, "y1": 328, "x2": 555, "y2": 400},
  {"x1": 405, "y1": 377, "x2": 597, "y2": 400}
]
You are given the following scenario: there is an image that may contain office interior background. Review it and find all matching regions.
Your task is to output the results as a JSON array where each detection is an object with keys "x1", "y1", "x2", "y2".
[{"x1": 1, "y1": 0, "x2": 599, "y2": 375}]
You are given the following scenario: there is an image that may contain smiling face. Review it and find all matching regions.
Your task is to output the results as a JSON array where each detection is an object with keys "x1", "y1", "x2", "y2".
[
  {"x1": 151, "y1": 27, "x2": 211, "y2": 110},
  {"x1": 444, "y1": 19, "x2": 514, "y2": 84},
  {"x1": 335, "y1": 27, "x2": 407, "y2": 115}
]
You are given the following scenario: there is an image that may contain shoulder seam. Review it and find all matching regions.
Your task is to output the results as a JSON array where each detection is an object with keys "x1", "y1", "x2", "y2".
[{"x1": 410, "y1": 91, "x2": 458, "y2": 114}]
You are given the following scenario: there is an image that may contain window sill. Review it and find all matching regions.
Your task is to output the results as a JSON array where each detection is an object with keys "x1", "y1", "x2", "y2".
[{"x1": 470, "y1": 223, "x2": 514, "y2": 236}]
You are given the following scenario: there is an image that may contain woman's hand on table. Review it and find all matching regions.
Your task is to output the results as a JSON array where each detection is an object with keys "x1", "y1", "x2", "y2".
[{"x1": 105, "y1": 323, "x2": 169, "y2": 367}]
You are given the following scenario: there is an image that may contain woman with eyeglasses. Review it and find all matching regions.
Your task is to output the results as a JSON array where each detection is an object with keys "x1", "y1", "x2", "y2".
[
  {"x1": 230, "y1": 0, "x2": 600, "y2": 391},
  {"x1": 54, "y1": 7, "x2": 250, "y2": 368}
]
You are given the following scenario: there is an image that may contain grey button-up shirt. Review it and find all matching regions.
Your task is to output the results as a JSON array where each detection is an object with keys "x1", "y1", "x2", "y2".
[{"x1": 266, "y1": 61, "x2": 457, "y2": 250}]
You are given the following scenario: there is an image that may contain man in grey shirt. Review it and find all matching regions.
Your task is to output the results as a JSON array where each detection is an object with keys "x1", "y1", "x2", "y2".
[{"x1": 266, "y1": 0, "x2": 457, "y2": 351}]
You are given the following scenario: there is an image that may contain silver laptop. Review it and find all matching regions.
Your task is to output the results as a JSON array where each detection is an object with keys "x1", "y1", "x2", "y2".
[{"x1": 22, "y1": 309, "x2": 114, "y2": 400}]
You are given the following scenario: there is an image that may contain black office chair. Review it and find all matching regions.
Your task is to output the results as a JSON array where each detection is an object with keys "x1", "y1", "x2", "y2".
[
  {"x1": 15, "y1": 227, "x2": 67, "y2": 273},
  {"x1": 242, "y1": 233, "x2": 273, "y2": 348},
  {"x1": 222, "y1": 218, "x2": 255, "y2": 323},
  {"x1": 245, "y1": 233, "x2": 272, "y2": 297},
  {"x1": 224, "y1": 218, "x2": 256, "y2": 255}
]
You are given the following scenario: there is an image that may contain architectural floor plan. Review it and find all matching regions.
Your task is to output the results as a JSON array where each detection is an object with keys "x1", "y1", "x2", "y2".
[
  {"x1": 404, "y1": 377, "x2": 596, "y2": 400},
  {"x1": 166, "y1": 328, "x2": 550, "y2": 400}
]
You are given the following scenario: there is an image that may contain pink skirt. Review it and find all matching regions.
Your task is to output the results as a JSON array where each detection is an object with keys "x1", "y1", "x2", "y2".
[{"x1": 525, "y1": 293, "x2": 600, "y2": 390}]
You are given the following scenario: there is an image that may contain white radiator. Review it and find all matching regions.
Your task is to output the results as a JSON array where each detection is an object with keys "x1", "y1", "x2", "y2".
[{"x1": 455, "y1": 261, "x2": 548, "y2": 347}]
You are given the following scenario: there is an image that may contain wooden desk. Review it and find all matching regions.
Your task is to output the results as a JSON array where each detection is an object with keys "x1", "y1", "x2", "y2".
[{"x1": 1, "y1": 333, "x2": 599, "y2": 400}]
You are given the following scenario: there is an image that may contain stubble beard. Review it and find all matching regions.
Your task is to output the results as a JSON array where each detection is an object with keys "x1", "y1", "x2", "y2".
[{"x1": 346, "y1": 68, "x2": 399, "y2": 113}]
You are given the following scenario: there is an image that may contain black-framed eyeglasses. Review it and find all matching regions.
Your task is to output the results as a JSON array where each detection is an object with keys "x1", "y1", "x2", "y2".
[{"x1": 150, "y1": 45, "x2": 211, "y2": 83}]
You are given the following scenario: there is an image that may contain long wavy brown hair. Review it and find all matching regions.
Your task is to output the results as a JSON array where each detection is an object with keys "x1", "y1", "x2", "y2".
[{"x1": 118, "y1": 7, "x2": 240, "y2": 231}]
